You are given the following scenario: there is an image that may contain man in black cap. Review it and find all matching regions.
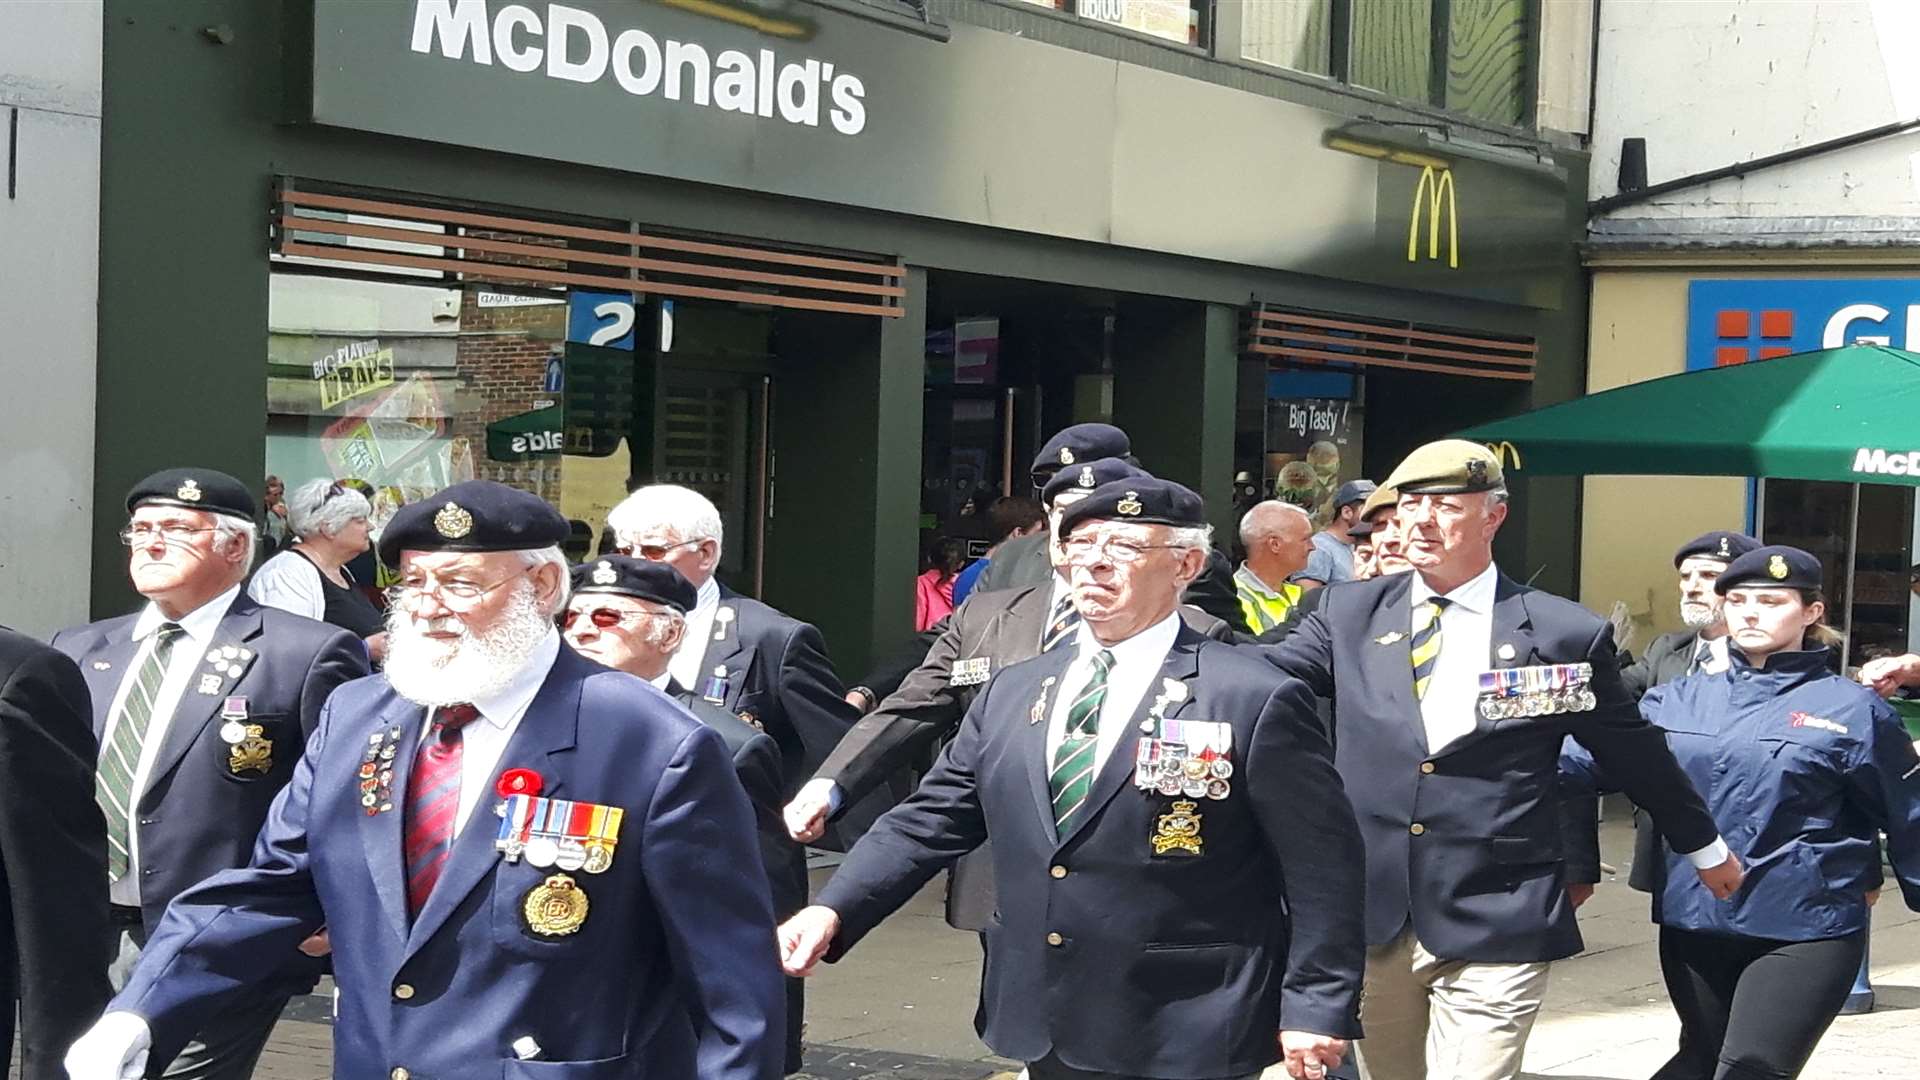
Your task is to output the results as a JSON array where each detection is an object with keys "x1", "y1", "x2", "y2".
[
  {"x1": 1259, "y1": 441, "x2": 1738, "y2": 1080},
  {"x1": 50, "y1": 468, "x2": 367, "y2": 1080},
  {"x1": 67, "y1": 479, "x2": 785, "y2": 1080},
  {"x1": 969, "y1": 423, "x2": 1134, "y2": 595},
  {"x1": 1298, "y1": 480, "x2": 1377, "y2": 590},
  {"x1": 561, "y1": 555, "x2": 807, "y2": 1074},
  {"x1": 1621, "y1": 530, "x2": 1761, "y2": 699},
  {"x1": 781, "y1": 477, "x2": 1367, "y2": 1080},
  {"x1": 782, "y1": 459, "x2": 1232, "y2": 932}
]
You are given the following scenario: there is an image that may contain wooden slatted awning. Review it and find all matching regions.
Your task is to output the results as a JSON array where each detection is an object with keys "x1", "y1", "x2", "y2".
[
  {"x1": 270, "y1": 180, "x2": 905, "y2": 318},
  {"x1": 1244, "y1": 303, "x2": 1536, "y2": 382}
]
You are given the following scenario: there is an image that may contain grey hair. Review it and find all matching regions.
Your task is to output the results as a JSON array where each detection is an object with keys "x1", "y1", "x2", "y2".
[
  {"x1": 1167, "y1": 524, "x2": 1215, "y2": 552},
  {"x1": 286, "y1": 478, "x2": 372, "y2": 540},
  {"x1": 517, "y1": 546, "x2": 572, "y2": 616},
  {"x1": 1238, "y1": 500, "x2": 1311, "y2": 547},
  {"x1": 211, "y1": 517, "x2": 257, "y2": 575},
  {"x1": 644, "y1": 607, "x2": 688, "y2": 651},
  {"x1": 1486, "y1": 485, "x2": 1510, "y2": 507},
  {"x1": 606, "y1": 484, "x2": 724, "y2": 561}
]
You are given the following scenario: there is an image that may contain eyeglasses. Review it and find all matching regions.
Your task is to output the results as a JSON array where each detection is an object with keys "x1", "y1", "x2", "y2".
[
  {"x1": 384, "y1": 569, "x2": 528, "y2": 612},
  {"x1": 560, "y1": 606, "x2": 660, "y2": 631},
  {"x1": 1057, "y1": 534, "x2": 1189, "y2": 564},
  {"x1": 614, "y1": 539, "x2": 701, "y2": 561},
  {"x1": 119, "y1": 523, "x2": 219, "y2": 547}
]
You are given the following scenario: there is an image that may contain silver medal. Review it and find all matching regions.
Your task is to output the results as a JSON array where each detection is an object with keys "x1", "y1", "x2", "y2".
[
  {"x1": 555, "y1": 839, "x2": 588, "y2": 872},
  {"x1": 219, "y1": 721, "x2": 248, "y2": 745},
  {"x1": 524, "y1": 837, "x2": 560, "y2": 868}
]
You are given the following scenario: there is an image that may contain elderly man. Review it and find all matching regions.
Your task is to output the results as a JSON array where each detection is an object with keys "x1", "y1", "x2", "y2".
[
  {"x1": 1621, "y1": 531, "x2": 1760, "y2": 699},
  {"x1": 781, "y1": 478, "x2": 1367, "y2": 1080},
  {"x1": 1235, "y1": 501, "x2": 1313, "y2": 633},
  {"x1": 562, "y1": 555, "x2": 807, "y2": 1074},
  {"x1": 605, "y1": 484, "x2": 856, "y2": 797},
  {"x1": 51, "y1": 468, "x2": 367, "y2": 1080},
  {"x1": 65, "y1": 480, "x2": 784, "y2": 1080},
  {"x1": 783, "y1": 459, "x2": 1232, "y2": 932},
  {"x1": 1261, "y1": 441, "x2": 1741, "y2": 1080}
]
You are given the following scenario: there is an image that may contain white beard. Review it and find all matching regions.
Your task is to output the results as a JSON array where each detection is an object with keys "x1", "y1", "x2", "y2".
[
  {"x1": 1680, "y1": 601, "x2": 1719, "y2": 630},
  {"x1": 384, "y1": 584, "x2": 552, "y2": 707}
]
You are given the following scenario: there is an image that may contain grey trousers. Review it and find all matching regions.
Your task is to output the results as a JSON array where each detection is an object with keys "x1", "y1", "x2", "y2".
[{"x1": 109, "y1": 922, "x2": 292, "y2": 1080}]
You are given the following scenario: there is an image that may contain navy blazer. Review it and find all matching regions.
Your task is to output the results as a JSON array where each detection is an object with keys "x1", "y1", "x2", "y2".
[
  {"x1": 111, "y1": 647, "x2": 786, "y2": 1080},
  {"x1": 699, "y1": 590, "x2": 858, "y2": 800},
  {"x1": 1262, "y1": 570, "x2": 1721, "y2": 963},
  {"x1": 51, "y1": 594, "x2": 367, "y2": 936},
  {"x1": 817, "y1": 625, "x2": 1367, "y2": 1078}
]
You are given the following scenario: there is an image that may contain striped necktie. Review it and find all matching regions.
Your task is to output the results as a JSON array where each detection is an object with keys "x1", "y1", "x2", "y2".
[
  {"x1": 1049, "y1": 649, "x2": 1115, "y2": 835},
  {"x1": 96, "y1": 622, "x2": 185, "y2": 882},
  {"x1": 1409, "y1": 597, "x2": 1453, "y2": 700},
  {"x1": 1040, "y1": 593, "x2": 1081, "y2": 653},
  {"x1": 1690, "y1": 638, "x2": 1714, "y2": 674},
  {"x1": 404, "y1": 703, "x2": 480, "y2": 917}
]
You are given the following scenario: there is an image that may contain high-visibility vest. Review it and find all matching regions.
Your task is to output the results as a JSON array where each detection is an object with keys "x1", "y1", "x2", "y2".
[{"x1": 1234, "y1": 564, "x2": 1301, "y2": 634}]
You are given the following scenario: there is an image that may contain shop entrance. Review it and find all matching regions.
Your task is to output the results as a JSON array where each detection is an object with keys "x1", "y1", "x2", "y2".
[{"x1": 1760, "y1": 479, "x2": 1918, "y2": 666}]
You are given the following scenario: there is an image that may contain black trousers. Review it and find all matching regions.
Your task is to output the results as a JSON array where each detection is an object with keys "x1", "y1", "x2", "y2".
[{"x1": 1651, "y1": 925, "x2": 1865, "y2": 1080}]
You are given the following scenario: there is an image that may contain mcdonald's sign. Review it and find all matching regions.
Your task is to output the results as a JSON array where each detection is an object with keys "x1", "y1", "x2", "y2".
[
  {"x1": 1486, "y1": 441, "x2": 1522, "y2": 470},
  {"x1": 1408, "y1": 166, "x2": 1460, "y2": 269}
]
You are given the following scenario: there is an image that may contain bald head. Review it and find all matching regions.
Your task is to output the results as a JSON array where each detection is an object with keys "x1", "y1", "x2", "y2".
[{"x1": 1240, "y1": 500, "x2": 1314, "y2": 585}]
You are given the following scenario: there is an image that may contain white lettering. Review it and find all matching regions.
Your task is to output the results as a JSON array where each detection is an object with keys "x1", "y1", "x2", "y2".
[
  {"x1": 492, "y1": 4, "x2": 543, "y2": 73},
  {"x1": 713, "y1": 50, "x2": 757, "y2": 114},
  {"x1": 545, "y1": 4, "x2": 608, "y2": 83},
  {"x1": 1851, "y1": 447, "x2": 1920, "y2": 476},
  {"x1": 829, "y1": 73, "x2": 866, "y2": 135},
  {"x1": 587, "y1": 301, "x2": 636, "y2": 347},
  {"x1": 1824, "y1": 303, "x2": 1891, "y2": 348},
  {"x1": 511, "y1": 431, "x2": 565, "y2": 453},
  {"x1": 664, "y1": 41, "x2": 711, "y2": 105},
  {"x1": 776, "y1": 59, "x2": 820, "y2": 126},
  {"x1": 612, "y1": 28, "x2": 662, "y2": 95},
  {"x1": 757, "y1": 48, "x2": 776, "y2": 119},
  {"x1": 411, "y1": 0, "x2": 492, "y2": 64}
]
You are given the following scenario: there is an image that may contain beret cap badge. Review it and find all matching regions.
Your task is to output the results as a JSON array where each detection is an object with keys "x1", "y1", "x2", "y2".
[
  {"x1": 176, "y1": 479, "x2": 203, "y2": 502},
  {"x1": 1059, "y1": 447, "x2": 1075, "y2": 465},
  {"x1": 1078, "y1": 465, "x2": 1095, "y2": 488},
  {"x1": 591, "y1": 561, "x2": 617, "y2": 586},
  {"x1": 1116, "y1": 491, "x2": 1143, "y2": 517},
  {"x1": 1719, "y1": 537, "x2": 1732, "y2": 557},
  {"x1": 1768, "y1": 555, "x2": 1789, "y2": 580},
  {"x1": 434, "y1": 502, "x2": 475, "y2": 540},
  {"x1": 1465, "y1": 458, "x2": 1488, "y2": 485}
]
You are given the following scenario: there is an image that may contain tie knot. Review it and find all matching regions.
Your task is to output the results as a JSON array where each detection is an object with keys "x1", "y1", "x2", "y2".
[
  {"x1": 1427, "y1": 597, "x2": 1454, "y2": 612},
  {"x1": 432, "y1": 703, "x2": 480, "y2": 739},
  {"x1": 154, "y1": 622, "x2": 185, "y2": 642},
  {"x1": 1092, "y1": 649, "x2": 1116, "y2": 673}
]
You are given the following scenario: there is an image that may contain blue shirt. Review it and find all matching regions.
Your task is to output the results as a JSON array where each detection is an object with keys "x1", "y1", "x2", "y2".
[
  {"x1": 1562, "y1": 647, "x2": 1920, "y2": 941},
  {"x1": 951, "y1": 556, "x2": 990, "y2": 607}
]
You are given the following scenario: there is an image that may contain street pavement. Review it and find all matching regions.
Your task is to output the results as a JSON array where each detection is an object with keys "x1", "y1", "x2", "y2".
[{"x1": 106, "y1": 816, "x2": 1920, "y2": 1079}]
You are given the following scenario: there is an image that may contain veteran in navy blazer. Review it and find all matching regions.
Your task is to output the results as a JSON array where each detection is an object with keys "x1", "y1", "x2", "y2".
[
  {"x1": 52, "y1": 468, "x2": 367, "y2": 1080},
  {"x1": 1261, "y1": 441, "x2": 1738, "y2": 1080},
  {"x1": 782, "y1": 479, "x2": 1366, "y2": 1080},
  {"x1": 64, "y1": 481, "x2": 784, "y2": 1080}
]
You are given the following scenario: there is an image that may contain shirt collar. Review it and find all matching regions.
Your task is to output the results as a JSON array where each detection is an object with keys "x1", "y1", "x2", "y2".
[
  {"x1": 1235, "y1": 563, "x2": 1283, "y2": 599},
  {"x1": 133, "y1": 584, "x2": 242, "y2": 644},
  {"x1": 646, "y1": 671, "x2": 673, "y2": 692},
  {"x1": 1409, "y1": 561, "x2": 1500, "y2": 614},
  {"x1": 468, "y1": 630, "x2": 562, "y2": 731},
  {"x1": 1071, "y1": 608, "x2": 1182, "y2": 663},
  {"x1": 691, "y1": 576, "x2": 721, "y2": 615}
]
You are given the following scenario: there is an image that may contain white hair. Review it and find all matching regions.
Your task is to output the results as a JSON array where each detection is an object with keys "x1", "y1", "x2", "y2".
[
  {"x1": 212, "y1": 517, "x2": 257, "y2": 574},
  {"x1": 645, "y1": 607, "x2": 688, "y2": 651},
  {"x1": 1487, "y1": 485, "x2": 1510, "y2": 507},
  {"x1": 286, "y1": 478, "x2": 372, "y2": 540},
  {"x1": 517, "y1": 546, "x2": 572, "y2": 616},
  {"x1": 1238, "y1": 500, "x2": 1310, "y2": 546},
  {"x1": 1167, "y1": 524, "x2": 1215, "y2": 552},
  {"x1": 606, "y1": 484, "x2": 724, "y2": 561}
]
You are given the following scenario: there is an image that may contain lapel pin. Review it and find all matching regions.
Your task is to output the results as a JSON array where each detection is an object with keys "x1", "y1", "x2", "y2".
[
  {"x1": 1162, "y1": 678, "x2": 1187, "y2": 702},
  {"x1": 92, "y1": 660, "x2": 112, "y2": 670},
  {"x1": 1374, "y1": 631, "x2": 1406, "y2": 645},
  {"x1": 1497, "y1": 643, "x2": 1517, "y2": 662}
]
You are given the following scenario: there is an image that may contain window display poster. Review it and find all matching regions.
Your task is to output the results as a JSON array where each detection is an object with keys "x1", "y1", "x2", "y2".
[{"x1": 1265, "y1": 396, "x2": 1362, "y2": 527}]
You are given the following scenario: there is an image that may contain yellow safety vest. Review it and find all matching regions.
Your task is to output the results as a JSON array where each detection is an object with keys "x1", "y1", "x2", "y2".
[{"x1": 1234, "y1": 565, "x2": 1301, "y2": 634}]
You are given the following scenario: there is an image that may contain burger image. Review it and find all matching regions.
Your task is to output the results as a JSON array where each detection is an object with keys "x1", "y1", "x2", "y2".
[
  {"x1": 1307, "y1": 440, "x2": 1341, "y2": 485},
  {"x1": 1274, "y1": 460, "x2": 1319, "y2": 510}
]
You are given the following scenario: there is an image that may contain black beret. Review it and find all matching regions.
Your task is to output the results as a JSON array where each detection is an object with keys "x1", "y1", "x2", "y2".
[
  {"x1": 1040, "y1": 459, "x2": 1150, "y2": 509},
  {"x1": 1674, "y1": 530, "x2": 1760, "y2": 568},
  {"x1": 569, "y1": 556, "x2": 697, "y2": 613},
  {"x1": 1715, "y1": 545, "x2": 1823, "y2": 594},
  {"x1": 377, "y1": 480, "x2": 570, "y2": 565},
  {"x1": 127, "y1": 468, "x2": 256, "y2": 522},
  {"x1": 1057, "y1": 477, "x2": 1206, "y2": 534},
  {"x1": 1031, "y1": 423, "x2": 1131, "y2": 477}
]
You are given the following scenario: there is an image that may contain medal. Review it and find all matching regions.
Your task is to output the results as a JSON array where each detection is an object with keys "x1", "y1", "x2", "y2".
[
  {"x1": 1181, "y1": 777, "x2": 1208, "y2": 798},
  {"x1": 555, "y1": 839, "x2": 588, "y2": 872},
  {"x1": 1210, "y1": 759, "x2": 1233, "y2": 779},
  {"x1": 583, "y1": 842, "x2": 614, "y2": 874},
  {"x1": 1156, "y1": 775, "x2": 1181, "y2": 796},
  {"x1": 1181, "y1": 758, "x2": 1209, "y2": 780},
  {"x1": 1205, "y1": 778, "x2": 1230, "y2": 800},
  {"x1": 522, "y1": 874, "x2": 589, "y2": 937},
  {"x1": 221, "y1": 721, "x2": 248, "y2": 745},
  {"x1": 525, "y1": 837, "x2": 560, "y2": 868}
]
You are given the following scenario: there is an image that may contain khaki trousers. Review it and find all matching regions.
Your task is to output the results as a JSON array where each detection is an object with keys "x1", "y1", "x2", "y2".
[{"x1": 1354, "y1": 930, "x2": 1551, "y2": 1080}]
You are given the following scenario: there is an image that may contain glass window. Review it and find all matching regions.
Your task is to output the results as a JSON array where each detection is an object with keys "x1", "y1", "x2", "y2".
[
  {"x1": 1076, "y1": 0, "x2": 1198, "y2": 46},
  {"x1": 1241, "y1": 0, "x2": 1333, "y2": 76},
  {"x1": 1348, "y1": 0, "x2": 1434, "y2": 102},
  {"x1": 1446, "y1": 0, "x2": 1528, "y2": 126}
]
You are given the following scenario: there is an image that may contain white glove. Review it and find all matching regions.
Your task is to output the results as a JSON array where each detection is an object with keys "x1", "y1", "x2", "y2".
[{"x1": 64, "y1": 1011, "x2": 151, "y2": 1080}]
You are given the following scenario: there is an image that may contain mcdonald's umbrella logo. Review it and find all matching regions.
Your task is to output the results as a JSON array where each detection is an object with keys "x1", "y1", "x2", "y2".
[
  {"x1": 1408, "y1": 166, "x2": 1460, "y2": 269},
  {"x1": 1486, "y1": 441, "x2": 1522, "y2": 470}
]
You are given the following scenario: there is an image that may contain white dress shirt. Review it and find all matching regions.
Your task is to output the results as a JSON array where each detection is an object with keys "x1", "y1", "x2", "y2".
[
  {"x1": 667, "y1": 576, "x2": 723, "y2": 692},
  {"x1": 424, "y1": 630, "x2": 561, "y2": 838},
  {"x1": 1692, "y1": 634, "x2": 1731, "y2": 676},
  {"x1": 1045, "y1": 612, "x2": 1181, "y2": 776},
  {"x1": 102, "y1": 585, "x2": 241, "y2": 904},
  {"x1": 1408, "y1": 563, "x2": 1500, "y2": 756}
]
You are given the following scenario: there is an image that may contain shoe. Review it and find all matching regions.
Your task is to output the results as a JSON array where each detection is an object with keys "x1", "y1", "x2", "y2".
[{"x1": 1839, "y1": 990, "x2": 1875, "y2": 1015}]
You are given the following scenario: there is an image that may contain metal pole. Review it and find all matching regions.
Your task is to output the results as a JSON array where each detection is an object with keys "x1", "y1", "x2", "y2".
[{"x1": 1843, "y1": 482, "x2": 1862, "y2": 665}]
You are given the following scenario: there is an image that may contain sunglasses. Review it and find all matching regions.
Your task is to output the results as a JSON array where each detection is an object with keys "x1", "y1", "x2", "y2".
[
  {"x1": 560, "y1": 606, "x2": 644, "y2": 630},
  {"x1": 613, "y1": 539, "x2": 700, "y2": 561}
]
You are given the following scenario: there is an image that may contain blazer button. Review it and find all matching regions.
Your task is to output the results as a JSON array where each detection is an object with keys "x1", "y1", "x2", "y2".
[
  {"x1": 1409, "y1": 823, "x2": 1426, "y2": 836},
  {"x1": 391, "y1": 1069, "x2": 410, "y2": 1080},
  {"x1": 393, "y1": 984, "x2": 415, "y2": 1001},
  {"x1": 1419, "y1": 762, "x2": 1435, "y2": 775},
  {"x1": 1050, "y1": 865, "x2": 1068, "y2": 879},
  {"x1": 1046, "y1": 932, "x2": 1064, "y2": 946}
]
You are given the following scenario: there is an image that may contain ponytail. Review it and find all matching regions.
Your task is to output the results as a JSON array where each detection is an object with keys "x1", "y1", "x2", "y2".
[{"x1": 1798, "y1": 590, "x2": 1847, "y2": 650}]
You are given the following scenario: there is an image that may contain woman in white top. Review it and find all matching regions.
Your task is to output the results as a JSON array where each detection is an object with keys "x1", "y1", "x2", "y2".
[{"x1": 247, "y1": 478, "x2": 387, "y2": 662}]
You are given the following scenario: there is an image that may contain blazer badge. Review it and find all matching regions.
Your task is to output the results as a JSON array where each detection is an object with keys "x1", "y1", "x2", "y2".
[{"x1": 1150, "y1": 800, "x2": 1204, "y2": 856}]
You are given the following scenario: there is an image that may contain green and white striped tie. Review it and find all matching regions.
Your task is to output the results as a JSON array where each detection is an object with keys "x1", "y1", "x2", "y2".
[
  {"x1": 1049, "y1": 649, "x2": 1115, "y2": 835},
  {"x1": 96, "y1": 622, "x2": 185, "y2": 882}
]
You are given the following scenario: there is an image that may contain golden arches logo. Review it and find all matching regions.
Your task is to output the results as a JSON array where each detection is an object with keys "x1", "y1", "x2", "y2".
[
  {"x1": 1486, "y1": 441, "x2": 1522, "y2": 470},
  {"x1": 1408, "y1": 166, "x2": 1460, "y2": 269}
]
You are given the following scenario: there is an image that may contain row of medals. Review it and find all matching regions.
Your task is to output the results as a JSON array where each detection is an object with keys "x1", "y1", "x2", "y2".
[
  {"x1": 1477, "y1": 687, "x2": 1598, "y2": 721},
  {"x1": 1145, "y1": 753, "x2": 1233, "y2": 800},
  {"x1": 499, "y1": 832, "x2": 615, "y2": 875}
]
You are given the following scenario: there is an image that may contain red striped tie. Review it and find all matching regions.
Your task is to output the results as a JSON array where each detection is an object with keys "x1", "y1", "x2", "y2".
[{"x1": 403, "y1": 703, "x2": 480, "y2": 917}]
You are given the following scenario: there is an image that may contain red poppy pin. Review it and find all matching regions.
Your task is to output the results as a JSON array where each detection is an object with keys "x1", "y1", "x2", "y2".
[{"x1": 496, "y1": 768, "x2": 543, "y2": 798}]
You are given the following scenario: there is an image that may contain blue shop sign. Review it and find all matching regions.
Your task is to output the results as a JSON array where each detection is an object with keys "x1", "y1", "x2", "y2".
[{"x1": 1687, "y1": 278, "x2": 1920, "y2": 370}]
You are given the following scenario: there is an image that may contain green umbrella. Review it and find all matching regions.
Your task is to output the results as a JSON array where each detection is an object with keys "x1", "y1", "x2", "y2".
[{"x1": 1454, "y1": 344, "x2": 1920, "y2": 485}]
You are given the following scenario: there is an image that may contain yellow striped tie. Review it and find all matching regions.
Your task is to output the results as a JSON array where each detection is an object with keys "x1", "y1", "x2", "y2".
[{"x1": 1409, "y1": 598, "x2": 1452, "y2": 699}]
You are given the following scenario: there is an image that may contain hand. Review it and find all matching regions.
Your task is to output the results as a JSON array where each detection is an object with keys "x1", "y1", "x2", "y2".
[
  {"x1": 1567, "y1": 882, "x2": 1595, "y2": 909},
  {"x1": 64, "y1": 1011, "x2": 152, "y2": 1080},
  {"x1": 844, "y1": 688, "x2": 877, "y2": 714},
  {"x1": 1278, "y1": 1030, "x2": 1348, "y2": 1079},
  {"x1": 783, "y1": 779, "x2": 837, "y2": 844},
  {"x1": 778, "y1": 906, "x2": 841, "y2": 977},
  {"x1": 1866, "y1": 888, "x2": 1881, "y2": 907},
  {"x1": 1696, "y1": 851, "x2": 1745, "y2": 900},
  {"x1": 298, "y1": 929, "x2": 332, "y2": 957},
  {"x1": 1857, "y1": 654, "x2": 1920, "y2": 697},
  {"x1": 364, "y1": 632, "x2": 389, "y2": 666}
]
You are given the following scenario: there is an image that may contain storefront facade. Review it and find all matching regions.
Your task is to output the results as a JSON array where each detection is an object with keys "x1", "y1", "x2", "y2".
[{"x1": 93, "y1": 0, "x2": 1591, "y2": 672}]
